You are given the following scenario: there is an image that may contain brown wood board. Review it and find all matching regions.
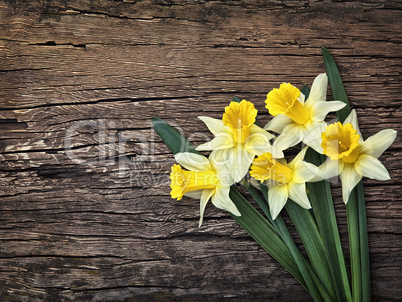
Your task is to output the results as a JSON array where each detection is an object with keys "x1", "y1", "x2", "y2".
[{"x1": 0, "y1": 1, "x2": 401, "y2": 301}]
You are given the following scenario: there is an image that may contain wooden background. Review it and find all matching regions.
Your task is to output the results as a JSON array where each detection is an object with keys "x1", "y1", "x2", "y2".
[{"x1": 1, "y1": 0, "x2": 401, "y2": 301}]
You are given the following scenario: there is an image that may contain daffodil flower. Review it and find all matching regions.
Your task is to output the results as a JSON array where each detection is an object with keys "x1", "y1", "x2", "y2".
[
  {"x1": 170, "y1": 152, "x2": 241, "y2": 226},
  {"x1": 196, "y1": 100, "x2": 282, "y2": 182},
  {"x1": 250, "y1": 148, "x2": 319, "y2": 220},
  {"x1": 316, "y1": 109, "x2": 397, "y2": 203},
  {"x1": 264, "y1": 73, "x2": 346, "y2": 153}
]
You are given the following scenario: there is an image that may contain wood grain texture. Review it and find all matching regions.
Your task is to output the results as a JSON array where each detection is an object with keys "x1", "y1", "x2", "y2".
[{"x1": 0, "y1": 0, "x2": 401, "y2": 301}]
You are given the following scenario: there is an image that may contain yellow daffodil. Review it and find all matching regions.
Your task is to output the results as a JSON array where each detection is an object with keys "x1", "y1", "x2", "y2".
[
  {"x1": 170, "y1": 152, "x2": 241, "y2": 226},
  {"x1": 250, "y1": 148, "x2": 319, "y2": 219},
  {"x1": 196, "y1": 100, "x2": 283, "y2": 182},
  {"x1": 264, "y1": 73, "x2": 346, "y2": 153},
  {"x1": 316, "y1": 109, "x2": 397, "y2": 203}
]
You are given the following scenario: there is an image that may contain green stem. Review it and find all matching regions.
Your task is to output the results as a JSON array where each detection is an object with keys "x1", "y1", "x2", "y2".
[
  {"x1": 249, "y1": 182, "x2": 330, "y2": 301},
  {"x1": 285, "y1": 202, "x2": 337, "y2": 301},
  {"x1": 229, "y1": 188, "x2": 307, "y2": 289},
  {"x1": 275, "y1": 215, "x2": 323, "y2": 302},
  {"x1": 346, "y1": 188, "x2": 362, "y2": 302},
  {"x1": 242, "y1": 181, "x2": 278, "y2": 229},
  {"x1": 305, "y1": 149, "x2": 352, "y2": 302},
  {"x1": 357, "y1": 181, "x2": 371, "y2": 301}
]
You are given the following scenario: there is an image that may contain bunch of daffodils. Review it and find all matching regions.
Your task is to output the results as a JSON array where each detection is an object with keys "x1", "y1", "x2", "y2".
[{"x1": 152, "y1": 48, "x2": 397, "y2": 301}]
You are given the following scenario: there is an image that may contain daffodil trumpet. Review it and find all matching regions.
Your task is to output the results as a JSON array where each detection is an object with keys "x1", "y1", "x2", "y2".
[
  {"x1": 264, "y1": 73, "x2": 346, "y2": 153},
  {"x1": 250, "y1": 148, "x2": 319, "y2": 220},
  {"x1": 170, "y1": 152, "x2": 241, "y2": 227},
  {"x1": 316, "y1": 109, "x2": 397, "y2": 203},
  {"x1": 197, "y1": 100, "x2": 283, "y2": 182}
]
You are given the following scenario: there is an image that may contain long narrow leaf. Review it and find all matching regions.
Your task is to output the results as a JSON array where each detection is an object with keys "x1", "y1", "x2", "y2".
[
  {"x1": 285, "y1": 201, "x2": 337, "y2": 301},
  {"x1": 151, "y1": 116, "x2": 200, "y2": 155},
  {"x1": 357, "y1": 182, "x2": 371, "y2": 302},
  {"x1": 229, "y1": 188, "x2": 307, "y2": 289},
  {"x1": 305, "y1": 148, "x2": 352, "y2": 302},
  {"x1": 346, "y1": 189, "x2": 362, "y2": 302},
  {"x1": 321, "y1": 48, "x2": 350, "y2": 124},
  {"x1": 274, "y1": 214, "x2": 323, "y2": 302},
  {"x1": 322, "y1": 47, "x2": 370, "y2": 301},
  {"x1": 252, "y1": 182, "x2": 330, "y2": 301},
  {"x1": 299, "y1": 85, "x2": 336, "y2": 300},
  {"x1": 242, "y1": 181, "x2": 279, "y2": 232}
]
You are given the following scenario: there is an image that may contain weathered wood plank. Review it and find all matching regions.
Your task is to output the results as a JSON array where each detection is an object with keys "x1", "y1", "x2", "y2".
[{"x1": 1, "y1": 0, "x2": 401, "y2": 301}]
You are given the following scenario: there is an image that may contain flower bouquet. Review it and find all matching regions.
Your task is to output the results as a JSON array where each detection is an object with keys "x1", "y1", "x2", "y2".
[{"x1": 152, "y1": 48, "x2": 396, "y2": 301}]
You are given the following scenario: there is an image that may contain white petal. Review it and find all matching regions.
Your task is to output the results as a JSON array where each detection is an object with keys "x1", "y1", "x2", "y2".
[
  {"x1": 268, "y1": 184, "x2": 288, "y2": 220},
  {"x1": 210, "y1": 159, "x2": 235, "y2": 188},
  {"x1": 229, "y1": 144, "x2": 254, "y2": 182},
  {"x1": 311, "y1": 101, "x2": 346, "y2": 121},
  {"x1": 302, "y1": 121, "x2": 326, "y2": 154},
  {"x1": 359, "y1": 129, "x2": 397, "y2": 158},
  {"x1": 292, "y1": 161, "x2": 319, "y2": 183},
  {"x1": 305, "y1": 73, "x2": 328, "y2": 108},
  {"x1": 246, "y1": 124, "x2": 283, "y2": 157},
  {"x1": 340, "y1": 163, "x2": 362, "y2": 204},
  {"x1": 273, "y1": 123, "x2": 304, "y2": 151},
  {"x1": 344, "y1": 110, "x2": 363, "y2": 142},
  {"x1": 250, "y1": 124, "x2": 275, "y2": 140},
  {"x1": 355, "y1": 154, "x2": 390, "y2": 181},
  {"x1": 211, "y1": 187, "x2": 241, "y2": 216},
  {"x1": 209, "y1": 149, "x2": 230, "y2": 165},
  {"x1": 288, "y1": 146, "x2": 309, "y2": 168},
  {"x1": 199, "y1": 189, "x2": 215, "y2": 227},
  {"x1": 175, "y1": 152, "x2": 212, "y2": 171},
  {"x1": 288, "y1": 182, "x2": 311, "y2": 209},
  {"x1": 198, "y1": 116, "x2": 230, "y2": 136},
  {"x1": 264, "y1": 115, "x2": 293, "y2": 133},
  {"x1": 311, "y1": 158, "x2": 344, "y2": 182},
  {"x1": 196, "y1": 132, "x2": 235, "y2": 151},
  {"x1": 184, "y1": 190, "x2": 203, "y2": 199}
]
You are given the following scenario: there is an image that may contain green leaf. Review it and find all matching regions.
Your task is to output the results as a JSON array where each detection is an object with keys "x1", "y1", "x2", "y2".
[
  {"x1": 346, "y1": 188, "x2": 362, "y2": 302},
  {"x1": 229, "y1": 188, "x2": 308, "y2": 290},
  {"x1": 233, "y1": 96, "x2": 242, "y2": 103},
  {"x1": 285, "y1": 202, "x2": 337, "y2": 301},
  {"x1": 299, "y1": 84, "x2": 336, "y2": 300},
  {"x1": 246, "y1": 182, "x2": 332, "y2": 301},
  {"x1": 305, "y1": 148, "x2": 352, "y2": 302},
  {"x1": 321, "y1": 47, "x2": 351, "y2": 123},
  {"x1": 322, "y1": 47, "x2": 371, "y2": 301},
  {"x1": 151, "y1": 117, "x2": 200, "y2": 155},
  {"x1": 273, "y1": 213, "x2": 323, "y2": 302},
  {"x1": 242, "y1": 181, "x2": 278, "y2": 230},
  {"x1": 357, "y1": 182, "x2": 371, "y2": 302}
]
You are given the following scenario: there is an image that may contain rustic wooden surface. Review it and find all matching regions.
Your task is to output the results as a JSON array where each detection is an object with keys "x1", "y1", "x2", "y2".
[{"x1": 0, "y1": 0, "x2": 401, "y2": 301}]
